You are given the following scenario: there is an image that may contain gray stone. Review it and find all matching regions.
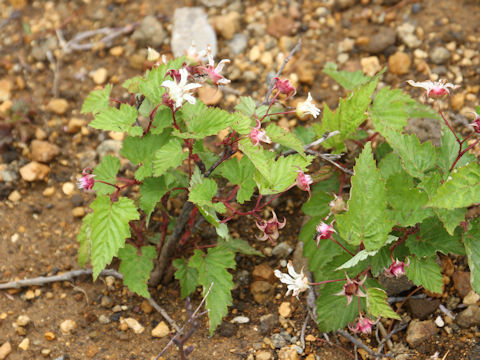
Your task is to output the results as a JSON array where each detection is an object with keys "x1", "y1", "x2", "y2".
[
  {"x1": 406, "y1": 298, "x2": 440, "y2": 320},
  {"x1": 271, "y1": 333, "x2": 288, "y2": 349},
  {"x1": 272, "y1": 242, "x2": 293, "y2": 258},
  {"x1": 260, "y1": 314, "x2": 278, "y2": 335},
  {"x1": 217, "y1": 321, "x2": 236, "y2": 337},
  {"x1": 430, "y1": 46, "x2": 451, "y2": 65},
  {"x1": 132, "y1": 16, "x2": 166, "y2": 48},
  {"x1": 379, "y1": 274, "x2": 415, "y2": 296},
  {"x1": 396, "y1": 23, "x2": 421, "y2": 48},
  {"x1": 455, "y1": 305, "x2": 480, "y2": 328},
  {"x1": 358, "y1": 28, "x2": 396, "y2": 54},
  {"x1": 250, "y1": 281, "x2": 274, "y2": 304},
  {"x1": 406, "y1": 320, "x2": 438, "y2": 348},
  {"x1": 97, "y1": 140, "x2": 122, "y2": 158},
  {"x1": 406, "y1": 117, "x2": 442, "y2": 146},
  {"x1": 228, "y1": 34, "x2": 248, "y2": 55},
  {"x1": 171, "y1": 7, "x2": 217, "y2": 58}
]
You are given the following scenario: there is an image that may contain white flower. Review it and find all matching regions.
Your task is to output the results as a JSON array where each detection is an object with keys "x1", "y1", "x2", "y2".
[
  {"x1": 186, "y1": 42, "x2": 207, "y2": 63},
  {"x1": 274, "y1": 261, "x2": 309, "y2": 298},
  {"x1": 200, "y1": 46, "x2": 231, "y2": 85},
  {"x1": 161, "y1": 68, "x2": 202, "y2": 109},
  {"x1": 296, "y1": 92, "x2": 321, "y2": 118},
  {"x1": 406, "y1": 79, "x2": 459, "y2": 98}
]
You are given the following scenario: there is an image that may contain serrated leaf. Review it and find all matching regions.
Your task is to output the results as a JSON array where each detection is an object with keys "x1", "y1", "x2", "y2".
[
  {"x1": 238, "y1": 138, "x2": 271, "y2": 179},
  {"x1": 336, "y1": 236, "x2": 397, "y2": 271},
  {"x1": 316, "y1": 281, "x2": 364, "y2": 332},
  {"x1": 121, "y1": 131, "x2": 171, "y2": 180},
  {"x1": 77, "y1": 213, "x2": 93, "y2": 267},
  {"x1": 140, "y1": 176, "x2": 168, "y2": 224},
  {"x1": 189, "y1": 176, "x2": 226, "y2": 213},
  {"x1": 81, "y1": 84, "x2": 112, "y2": 115},
  {"x1": 235, "y1": 96, "x2": 256, "y2": 117},
  {"x1": 406, "y1": 217, "x2": 464, "y2": 257},
  {"x1": 90, "y1": 196, "x2": 140, "y2": 279},
  {"x1": 366, "y1": 288, "x2": 400, "y2": 320},
  {"x1": 138, "y1": 58, "x2": 184, "y2": 103},
  {"x1": 93, "y1": 155, "x2": 121, "y2": 195},
  {"x1": 219, "y1": 157, "x2": 256, "y2": 204},
  {"x1": 314, "y1": 75, "x2": 380, "y2": 152},
  {"x1": 150, "y1": 107, "x2": 173, "y2": 135},
  {"x1": 386, "y1": 170, "x2": 434, "y2": 227},
  {"x1": 428, "y1": 162, "x2": 480, "y2": 208},
  {"x1": 383, "y1": 131, "x2": 438, "y2": 179},
  {"x1": 152, "y1": 138, "x2": 188, "y2": 176},
  {"x1": 405, "y1": 256, "x2": 443, "y2": 294},
  {"x1": 177, "y1": 101, "x2": 246, "y2": 139},
  {"x1": 90, "y1": 104, "x2": 143, "y2": 136},
  {"x1": 173, "y1": 258, "x2": 199, "y2": 299},
  {"x1": 464, "y1": 218, "x2": 480, "y2": 294},
  {"x1": 266, "y1": 123, "x2": 306, "y2": 158},
  {"x1": 122, "y1": 76, "x2": 142, "y2": 93},
  {"x1": 217, "y1": 238, "x2": 263, "y2": 256},
  {"x1": 378, "y1": 152, "x2": 403, "y2": 180},
  {"x1": 118, "y1": 245, "x2": 156, "y2": 298},
  {"x1": 189, "y1": 247, "x2": 235, "y2": 335},
  {"x1": 323, "y1": 62, "x2": 371, "y2": 90},
  {"x1": 294, "y1": 126, "x2": 317, "y2": 145},
  {"x1": 336, "y1": 143, "x2": 394, "y2": 250}
]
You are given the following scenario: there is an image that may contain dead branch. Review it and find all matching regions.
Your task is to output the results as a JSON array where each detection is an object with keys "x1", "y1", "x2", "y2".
[
  {"x1": 337, "y1": 329, "x2": 394, "y2": 359},
  {"x1": 262, "y1": 38, "x2": 302, "y2": 105},
  {"x1": 148, "y1": 297, "x2": 180, "y2": 332}
]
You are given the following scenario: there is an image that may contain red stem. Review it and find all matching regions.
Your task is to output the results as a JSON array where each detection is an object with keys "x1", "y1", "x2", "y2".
[
  {"x1": 438, "y1": 107, "x2": 461, "y2": 144},
  {"x1": 330, "y1": 238, "x2": 355, "y2": 257}
]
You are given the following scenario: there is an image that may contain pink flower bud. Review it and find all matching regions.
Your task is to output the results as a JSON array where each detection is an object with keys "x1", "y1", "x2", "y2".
[
  {"x1": 384, "y1": 258, "x2": 410, "y2": 278},
  {"x1": 77, "y1": 168, "x2": 95, "y2": 192},
  {"x1": 255, "y1": 210, "x2": 286, "y2": 245},
  {"x1": 296, "y1": 170, "x2": 313, "y2": 195},
  {"x1": 314, "y1": 222, "x2": 336, "y2": 245},
  {"x1": 469, "y1": 112, "x2": 480, "y2": 134},
  {"x1": 349, "y1": 317, "x2": 376, "y2": 334},
  {"x1": 335, "y1": 273, "x2": 366, "y2": 306},
  {"x1": 250, "y1": 119, "x2": 271, "y2": 147},
  {"x1": 407, "y1": 80, "x2": 459, "y2": 99},
  {"x1": 274, "y1": 77, "x2": 296, "y2": 97}
]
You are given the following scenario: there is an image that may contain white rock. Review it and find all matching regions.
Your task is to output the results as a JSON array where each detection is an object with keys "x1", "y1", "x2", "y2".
[
  {"x1": 60, "y1": 319, "x2": 77, "y2": 334},
  {"x1": 435, "y1": 316, "x2": 444, "y2": 328},
  {"x1": 90, "y1": 68, "x2": 108, "y2": 85},
  {"x1": 361, "y1": 56, "x2": 381, "y2": 77},
  {"x1": 62, "y1": 182, "x2": 75, "y2": 196},
  {"x1": 123, "y1": 317, "x2": 145, "y2": 334},
  {"x1": 16, "y1": 315, "x2": 31, "y2": 327},
  {"x1": 151, "y1": 321, "x2": 169, "y2": 338},
  {"x1": 231, "y1": 316, "x2": 250, "y2": 324},
  {"x1": 463, "y1": 290, "x2": 480, "y2": 305}
]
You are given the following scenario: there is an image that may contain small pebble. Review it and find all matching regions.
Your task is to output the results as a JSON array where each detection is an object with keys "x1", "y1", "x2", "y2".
[
  {"x1": 463, "y1": 290, "x2": 480, "y2": 305},
  {"x1": 18, "y1": 338, "x2": 29, "y2": 351},
  {"x1": 43, "y1": 187, "x2": 55, "y2": 197},
  {"x1": 435, "y1": 315, "x2": 445, "y2": 327},
  {"x1": 151, "y1": 321, "x2": 170, "y2": 338},
  {"x1": 44, "y1": 332, "x2": 56, "y2": 341},
  {"x1": 278, "y1": 302, "x2": 292, "y2": 318},
  {"x1": 24, "y1": 290, "x2": 35, "y2": 300},
  {"x1": 41, "y1": 348, "x2": 52, "y2": 356},
  {"x1": 98, "y1": 315, "x2": 111, "y2": 324},
  {"x1": 122, "y1": 318, "x2": 145, "y2": 334},
  {"x1": 72, "y1": 207, "x2": 85, "y2": 218},
  {"x1": 8, "y1": 190, "x2": 21, "y2": 202},
  {"x1": 16, "y1": 315, "x2": 31, "y2": 327},
  {"x1": 62, "y1": 182, "x2": 75, "y2": 196},
  {"x1": 60, "y1": 319, "x2": 77, "y2": 334},
  {"x1": 232, "y1": 316, "x2": 250, "y2": 324}
]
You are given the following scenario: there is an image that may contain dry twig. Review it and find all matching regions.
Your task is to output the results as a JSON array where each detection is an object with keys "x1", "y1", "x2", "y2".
[{"x1": 337, "y1": 329, "x2": 394, "y2": 359}]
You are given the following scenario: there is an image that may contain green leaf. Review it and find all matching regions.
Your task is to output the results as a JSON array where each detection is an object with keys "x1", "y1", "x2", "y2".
[
  {"x1": 177, "y1": 101, "x2": 248, "y2": 138},
  {"x1": 464, "y1": 218, "x2": 480, "y2": 294},
  {"x1": 122, "y1": 76, "x2": 142, "y2": 93},
  {"x1": 121, "y1": 131, "x2": 171, "y2": 180},
  {"x1": 370, "y1": 87, "x2": 438, "y2": 137},
  {"x1": 90, "y1": 196, "x2": 140, "y2": 279},
  {"x1": 173, "y1": 258, "x2": 199, "y2": 299},
  {"x1": 405, "y1": 256, "x2": 443, "y2": 294},
  {"x1": 378, "y1": 152, "x2": 403, "y2": 180},
  {"x1": 266, "y1": 123, "x2": 307, "y2": 158},
  {"x1": 189, "y1": 176, "x2": 226, "y2": 213},
  {"x1": 217, "y1": 238, "x2": 263, "y2": 256},
  {"x1": 383, "y1": 131, "x2": 438, "y2": 179},
  {"x1": 118, "y1": 245, "x2": 156, "y2": 298},
  {"x1": 81, "y1": 84, "x2": 112, "y2": 115},
  {"x1": 406, "y1": 217, "x2": 464, "y2": 257},
  {"x1": 336, "y1": 236, "x2": 397, "y2": 271},
  {"x1": 336, "y1": 143, "x2": 394, "y2": 250},
  {"x1": 150, "y1": 108, "x2": 173, "y2": 135},
  {"x1": 316, "y1": 281, "x2": 363, "y2": 332},
  {"x1": 314, "y1": 75, "x2": 380, "y2": 152},
  {"x1": 77, "y1": 213, "x2": 93, "y2": 267},
  {"x1": 219, "y1": 157, "x2": 256, "y2": 204},
  {"x1": 235, "y1": 96, "x2": 256, "y2": 117},
  {"x1": 238, "y1": 138, "x2": 271, "y2": 179},
  {"x1": 386, "y1": 170, "x2": 434, "y2": 227},
  {"x1": 152, "y1": 138, "x2": 188, "y2": 176},
  {"x1": 366, "y1": 288, "x2": 400, "y2": 320},
  {"x1": 139, "y1": 176, "x2": 168, "y2": 224},
  {"x1": 428, "y1": 162, "x2": 480, "y2": 209},
  {"x1": 189, "y1": 247, "x2": 235, "y2": 335},
  {"x1": 93, "y1": 155, "x2": 121, "y2": 195},
  {"x1": 322, "y1": 62, "x2": 371, "y2": 90},
  {"x1": 90, "y1": 104, "x2": 143, "y2": 136},
  {"x1": 294, "y1": 126, "x2": 317, "y2": 145}
]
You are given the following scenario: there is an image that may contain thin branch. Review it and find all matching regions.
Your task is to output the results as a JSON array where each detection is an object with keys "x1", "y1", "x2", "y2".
[
  {"x1": 306, "y1": 149, "x2": 354, "y2": 175},
  {"x1": 262, "y1": 38, "x2": 302, "y2": 105},
  {"x1": 45, "y1": 50, "x2": 61, "y2": 98},
  {"x1": 0, "y1": 269, "x2": 122, "y2": 289},
  {"x1": 148, "y1": 297, "x2": 181, "y2": 332},
  {"x1": 337, "y1": 330, "x2": 394, "y2": 359},
  {"x1": 377, "y1": 322, "x2": 408, "y2": 354},
  {"x1": 154, "y1": 282, "x2": 214, "y2": 360},
  {"x1": 281, "y1": 130, "x2": 340, "y2": 157}
]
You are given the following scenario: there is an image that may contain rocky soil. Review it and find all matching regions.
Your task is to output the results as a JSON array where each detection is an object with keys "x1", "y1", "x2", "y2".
[{"x1": 1, "y1": 0, "x2": 480, "y2": 359}]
